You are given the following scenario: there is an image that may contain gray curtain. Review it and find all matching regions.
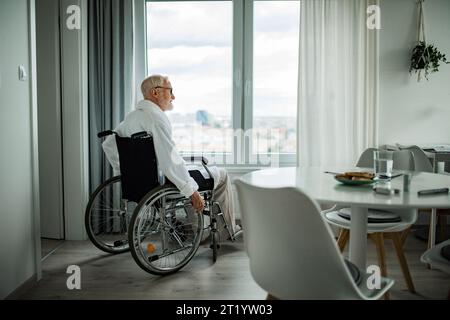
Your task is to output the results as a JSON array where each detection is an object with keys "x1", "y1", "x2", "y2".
[{"x1": 88, "y1": 0, "x2": 133, "y2": 193}]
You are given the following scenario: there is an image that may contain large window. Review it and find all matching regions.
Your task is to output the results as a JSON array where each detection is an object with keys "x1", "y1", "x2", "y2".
[
  {"x1": 145, "y1": 0, "x2": 299, "y2": 166},
  {"x1": 252, "y1": 1, "x2": 299, "y2": 156},
  {"x1": 146, "y1": 1, "x2": 233, "y2": 154}
]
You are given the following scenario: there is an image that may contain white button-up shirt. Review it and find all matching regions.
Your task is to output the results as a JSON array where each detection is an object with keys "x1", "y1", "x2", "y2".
[{"x1": 102, "y1": 99, "x2": 199, "y2": 197}]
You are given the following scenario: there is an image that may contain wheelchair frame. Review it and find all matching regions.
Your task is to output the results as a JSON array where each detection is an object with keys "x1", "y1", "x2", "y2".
[{"x1": 85, "y1": 130, "x2": 236, "y2": 275}]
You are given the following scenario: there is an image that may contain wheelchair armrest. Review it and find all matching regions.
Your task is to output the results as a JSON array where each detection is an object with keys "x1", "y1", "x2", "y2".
[{"x1": 183, "y1": 156, "x2": 209, "y2": 165}]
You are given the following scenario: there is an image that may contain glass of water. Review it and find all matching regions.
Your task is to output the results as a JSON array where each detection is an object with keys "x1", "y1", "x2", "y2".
[{"x1": 373, "y1": 150, "x2": 394, "y2": 178}]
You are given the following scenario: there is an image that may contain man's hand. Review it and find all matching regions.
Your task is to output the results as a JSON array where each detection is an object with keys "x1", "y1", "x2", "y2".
[{"x1": 190, "y1": 191, "x2": 205, "y2": 213}]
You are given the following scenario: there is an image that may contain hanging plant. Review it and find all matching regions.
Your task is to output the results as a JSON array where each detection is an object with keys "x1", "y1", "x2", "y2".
[
  {"x1": 409, "y1": 0, "x2": 449, "y2": 81},
  {"x1": 410, "y1": 41, "x2": 449, "y2": 80}
]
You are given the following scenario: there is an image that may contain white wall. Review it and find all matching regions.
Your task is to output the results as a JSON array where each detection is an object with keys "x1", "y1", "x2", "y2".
[
  {"x1": 379, "y1": 0, "x2": 450, "y2": 146},
  {"x1": 0, "y1": 0, "x2": 39, "y2": 299}
]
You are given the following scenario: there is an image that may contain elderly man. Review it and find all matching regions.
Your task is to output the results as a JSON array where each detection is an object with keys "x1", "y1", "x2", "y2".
[{"x1": 102, "y1": 74, "x2": 240, "y2": 240}]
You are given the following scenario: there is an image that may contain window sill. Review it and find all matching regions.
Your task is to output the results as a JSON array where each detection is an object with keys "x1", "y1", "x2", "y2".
[{"x1": 217, "y1": 164, "x2": 296, "y2": 175}]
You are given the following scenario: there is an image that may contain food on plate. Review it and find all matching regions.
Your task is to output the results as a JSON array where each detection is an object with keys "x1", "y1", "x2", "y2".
[{"x1": 336, "y1": 172, "x2": 375, "y2": 181}]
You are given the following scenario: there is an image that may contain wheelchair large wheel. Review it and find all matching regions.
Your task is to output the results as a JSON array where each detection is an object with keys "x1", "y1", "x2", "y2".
[
  {"x1": 129, "y1": 185, "x2": 204, "y2": 275},
  {"x1": 85, "y1": 176, "x2": 132, "y2": 254}
]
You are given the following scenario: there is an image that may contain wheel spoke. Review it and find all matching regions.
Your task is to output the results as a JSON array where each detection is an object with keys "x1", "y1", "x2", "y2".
[
  {"x1": 85, "y1": 176, "x2": 130, "y2": 254},
  {"x1": 130, "y1": 186, "x2": 203, "y2": 275}
]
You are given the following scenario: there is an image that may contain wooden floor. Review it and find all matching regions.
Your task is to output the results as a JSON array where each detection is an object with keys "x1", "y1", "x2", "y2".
[
  {"x1": 21, "y1": 234, "x2": 449, "y2": 300},
  {"x1": 41, "y1": 238, "x2": 65, "y2": 260}
]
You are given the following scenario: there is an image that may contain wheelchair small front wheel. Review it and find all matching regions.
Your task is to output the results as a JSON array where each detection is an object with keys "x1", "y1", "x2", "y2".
[
  {"x1": 129, "y1": 185, "x2": 204, "y2": 275},
  {"x1": 85, "y1": 176, "x2": 132, "y2": 254}
]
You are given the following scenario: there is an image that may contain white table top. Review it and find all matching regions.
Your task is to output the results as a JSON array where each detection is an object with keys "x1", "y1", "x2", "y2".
[{"x1": 239, "y1": 167, "x2": 450, "y2": 209}]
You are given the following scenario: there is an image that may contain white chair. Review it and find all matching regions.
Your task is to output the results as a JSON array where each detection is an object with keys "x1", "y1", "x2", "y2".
[
  {"x1": 397, "y1": 143, "x2": 450, "y2": 175},
  {"x1": 357, "y1": 148, "x2": 415, "y2": 171},
  {"x1": 379, "y1": 144, "x2": 400, "y2": 151},
  {"x1": 234, "y1": 179, "x2": 394, "y2": 300},
  {"x1": 397, "y1": 144, "x2": 450, "y2": 248},
  {"x1": 420, "y1": 239, "x2": 450, "y2": 299},
  {"x1": 354, "y1": 147, "x2": 377, "y2": 168},
  {"x1": 397, "y1": 145, "x2": 433, "y2": 172},
  {"x1": 323, "y1": 148, "x2": 417, "y2": 297}
]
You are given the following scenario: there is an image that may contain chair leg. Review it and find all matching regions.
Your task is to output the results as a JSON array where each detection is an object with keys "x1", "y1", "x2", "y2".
[
  {"x1": 368, "y1": 233, "x2": 377, "y2": 244},
  {"x1": 400, "y1": 227, "x2": 411, "y2": 247},
  {"x1": 391, "y1": 233, "x2": 416, "y2": 293},
  {"x1": 438, "y1": 213, "x2": 447, "y2": 243},
  {"x1": 337, "y1": 229, "x2": 349, "y2": 252},
  {"x1": 373, "y1": 232, "x2": 389, "y2": 300}
]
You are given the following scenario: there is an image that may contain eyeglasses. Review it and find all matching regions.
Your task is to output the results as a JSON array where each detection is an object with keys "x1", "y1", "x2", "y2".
[{"x1": 154, "y1": 86, "x2": 173, "y2": 95}]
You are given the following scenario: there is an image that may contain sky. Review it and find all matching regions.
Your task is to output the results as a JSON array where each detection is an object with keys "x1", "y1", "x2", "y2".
[{"x1": 146, "y1": 1, "x2": 300, "y2": 119}]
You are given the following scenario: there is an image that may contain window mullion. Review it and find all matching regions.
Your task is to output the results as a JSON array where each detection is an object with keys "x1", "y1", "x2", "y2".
[
  {"x1": 233, "y1": 0, "x2": 245, "y2": 165},
  {"x1": 243, "y1": 0, "x2": 254, "y2": 165}
]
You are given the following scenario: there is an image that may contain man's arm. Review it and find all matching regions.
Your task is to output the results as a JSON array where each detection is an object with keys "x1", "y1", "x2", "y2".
[
  {"x1": 152, "y1": 121, "x2": 199, "y2": 198},
  {"x1": 102, "y1": 133, "x2": 120, "y2": 176}
]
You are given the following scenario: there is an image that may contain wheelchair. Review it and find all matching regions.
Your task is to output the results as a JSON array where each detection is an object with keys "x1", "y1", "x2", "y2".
[{"x1": 85, "y1": 130, "x2": 236, "y2": 275}]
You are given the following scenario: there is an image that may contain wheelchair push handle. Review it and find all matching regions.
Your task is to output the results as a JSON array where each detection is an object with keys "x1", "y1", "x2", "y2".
[
  {"x1": 97, "y1": 130, "x2": 151, "y2": 139},
  {"x1": 183, "y1": 156, "x2": 209, "y2": 165},
  {"x1": 97, "y1": 130, "x2": 115, "y2": 138}
]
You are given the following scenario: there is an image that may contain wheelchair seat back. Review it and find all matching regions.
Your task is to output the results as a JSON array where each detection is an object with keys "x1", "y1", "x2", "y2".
[{"x1": 115, "y1": 132, "x2": 159, "y2": 202}]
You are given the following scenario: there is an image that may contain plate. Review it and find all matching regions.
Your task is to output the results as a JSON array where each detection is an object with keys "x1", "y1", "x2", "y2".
[{"x1": 334, "y1": 175, "x2": 376, "y2": 186}]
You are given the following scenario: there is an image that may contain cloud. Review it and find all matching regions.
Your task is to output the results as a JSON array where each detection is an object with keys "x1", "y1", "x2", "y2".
[
  {"x1": 254, "y1": 1, "x2": 300, "y2": 34},
  {"x1": 148, "y1": 45, "x2": 231, "y2": 75},
  {"x1": 145, "y1": 0, "x2": 300, "y2": 118},
  {"x1": 147, "y1": 2, "x2": 232, "y2": 48}
]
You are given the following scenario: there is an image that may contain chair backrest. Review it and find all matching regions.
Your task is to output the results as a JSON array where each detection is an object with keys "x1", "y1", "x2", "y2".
[
  {"x1": 379, "y1": 144, "x2": 400, "y2": 151},
  {"x1": 356, "y1": 148, "x2": 377, "y2": 167},
  {"x1": 234, "y1": 179, "x2": 391, "y2": 299},
  {"x1": 392, "y1": 150, "x2": 415, "y2": 171},
  {"x1": 115, "y1": 132, "x2": 159, "y2": 202},
  {"x1": 356, "y1": 148, "x2": 415, "y2": 171},
  {"x1": 397, "y1": 145, "x2": 433, "y2": 172}
]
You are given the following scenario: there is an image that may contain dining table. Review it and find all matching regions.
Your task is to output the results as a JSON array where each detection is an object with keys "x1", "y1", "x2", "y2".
[{"x1": 239, "y1": 167, "x2": 450, "y2": 270}]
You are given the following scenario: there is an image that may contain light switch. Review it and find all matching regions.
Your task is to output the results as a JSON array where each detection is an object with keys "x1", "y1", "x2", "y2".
[{"x1": 18, "y1": 65, "x2": 28, "y2": 81}]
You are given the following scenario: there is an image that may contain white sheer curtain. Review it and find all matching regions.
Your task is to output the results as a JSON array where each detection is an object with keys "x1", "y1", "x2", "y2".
[{"x1": 297, "y1": 0, "x2": 379, "y2": 167}]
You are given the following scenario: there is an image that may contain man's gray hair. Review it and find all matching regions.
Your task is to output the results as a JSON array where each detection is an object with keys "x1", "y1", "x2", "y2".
[{"x1": 141, "y1": 75, "x2": 169, "y2": 97}]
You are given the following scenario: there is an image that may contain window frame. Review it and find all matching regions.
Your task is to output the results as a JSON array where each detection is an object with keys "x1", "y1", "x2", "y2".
[{"x1": 141, "y1": 0, "x2": 299, "y2": 168}]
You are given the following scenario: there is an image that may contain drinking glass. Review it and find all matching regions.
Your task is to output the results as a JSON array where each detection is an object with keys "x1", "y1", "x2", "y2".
[{"x1": 373, "y1": 150, "x2": 394, "y2": 178}]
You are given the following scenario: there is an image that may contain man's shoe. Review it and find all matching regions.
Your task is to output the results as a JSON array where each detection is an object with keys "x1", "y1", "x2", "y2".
[{"x1": 228, "y1": 224, "x2": 243, "y2": 240}]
